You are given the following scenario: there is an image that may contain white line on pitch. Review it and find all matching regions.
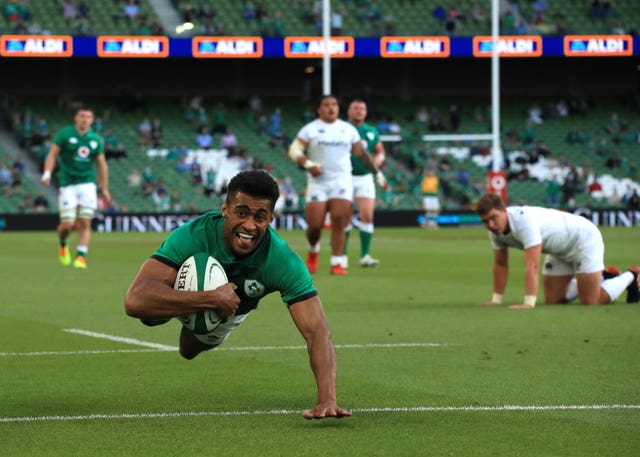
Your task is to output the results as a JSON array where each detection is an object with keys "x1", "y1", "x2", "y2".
[
  {"x1": 64, "y1": 328, "x2": 177, "y2": 351},
  {"x1": 0, "y1": 338, "x2": 446, "y2": 357},
  {"x1": 0, "y1": 329, "x2": 449, "y2": 357},
  {"x1": 1, "y1": 404, "x2": 638, "y2": 423}
]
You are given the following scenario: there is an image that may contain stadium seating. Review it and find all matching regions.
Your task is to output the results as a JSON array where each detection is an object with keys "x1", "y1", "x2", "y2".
[
  {"x1": 2, "y1": 94, "x2": 637, "y2": 214},
  {"x1": 0, "y1": 0, "x2": 162, "y2": 36}
]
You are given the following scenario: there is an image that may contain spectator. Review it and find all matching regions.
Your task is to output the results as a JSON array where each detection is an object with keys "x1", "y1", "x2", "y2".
[
  {"x1": 220, "y1": 127, "x2": 238, "y2": 155},
  {"x1": 127, "y1": 168, "x2": 142, "y2": 187},
  {"x1": 545, "y1": 175, "x2": 561, "y2": 207},
  {"x1": 190, "y1": 161, "x2": 203, "y2": 185},
  {"x1": 33, "y1": 191, "x2": 50, "y2": 213},
  {"x1": 211, "y1": 101, "x2": 227, "y2": 134},
  {"x1": 60, "y1": 0, "x2": 77, "y2": 23},
  {"x1": 562, "y1": 165, "x2": 580, "y2": 208},
  {"x1": 267, "y1": 107, "x2": 282, "y2": 137},
  {"x1": 152, "y1": 187, "x2": 170, "y2": 211},
  {"x1": 242, "y1": 1, "x2": 256, "y2": 21},
  {"x1": 587, "y1": 176, "x2": 604, "y2": 199},
  {"x1": 449, "y1": 104, "x2": 460, "y2": 132},
  {"x1": 456, "y1": 165, "x2": 471, "y2": 188},
  {"x1": 196, "y1": 127, "x2": 213, "y2": 150},
  {"x1": 138, "y1": 117, "x2": 151, "y2": 146},
  {"x1": 18, "y1": 190, "x2": 34, "y2": 213},
  {"x1": 150, "y1": 117, "x2": 163, "y2": 147},
  {"x1": 104, "y1": 130, "x2": 127, "y2": 160},
  {"x1": 330, "y1": 7, "x2": 343, "y2": 35},
  {"x1": 605, "y1": 152, "x2": 622, "y2": 169},
  {"x1": 0, "y1": 162, "x2": 12, "y2": 193},
  {"x1": 626, "y1": 189, "x2": 640, "y2": 210},
  {"x1": 176, "y1": 155, "x2": 190, "y2": 173},
  {"x1": 170, "y1": 190, "x2": 182, "y2": 212}
]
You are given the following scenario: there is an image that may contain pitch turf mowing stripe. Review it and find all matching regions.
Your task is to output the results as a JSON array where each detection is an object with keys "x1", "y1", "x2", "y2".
[{"x1": 2, "y1": 404, "x2": 638, "y2": 423}]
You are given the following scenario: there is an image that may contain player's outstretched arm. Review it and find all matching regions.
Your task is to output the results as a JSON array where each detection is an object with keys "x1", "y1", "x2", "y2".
[
  {"x1": 479, "y1": 248, "x2": 508, "y2": 306},
  {"x1": 289, "y1": 296, "x2": 352, "y2": 420}
]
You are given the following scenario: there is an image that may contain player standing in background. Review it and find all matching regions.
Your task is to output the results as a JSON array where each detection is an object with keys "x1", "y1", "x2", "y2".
[
  {"x1": 475, "y1": 192, "x2": 639, "y2": 309},
  {"x1": 288, "y1": 95, "x2": 388, "y2": 275},
  {"x1": 124, "y1": 170, "x2": 351, "y2": 420},
  {"x1": 420, "y1": 168, "x2": 441, "y2": 228},
  {"x1": 41, "y1": 107, "x2": 110, "y2": 269},
  {"x1": 343, "y1": 99, "x2": 386, "y2": 268}
]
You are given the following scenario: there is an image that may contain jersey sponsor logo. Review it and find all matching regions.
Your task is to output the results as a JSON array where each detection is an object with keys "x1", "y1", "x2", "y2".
[
  {"x1": 244, "y1": 279, "x2": 265, "y2": 298},
  {"x1": 563, "y1": 35, "x2": 632, "y2": 56},
  {"x1": 77, "y1": 146, "x2": 90, "y2": 159},
  {"x1": 0, "y1": 35, "x2": 73, "y2": 57},
  {"x1": 97, "y1": 36, "x2": 169, "y2": 58},
  {"x1": 284, "y1": 36, "x2": 354, "y2": 58},
  {"x1": 318, "y1": 140, "x2": 349, "y2": 147},
  {"x1": 192, "y1": 37, "x2": 263, "y2": 58},
  {"x1": 380, "y1": 36, "x2": 450, "y2": 58},
  {"x1": 473, "y1": 36, "x2": 542, "y2": 57}
]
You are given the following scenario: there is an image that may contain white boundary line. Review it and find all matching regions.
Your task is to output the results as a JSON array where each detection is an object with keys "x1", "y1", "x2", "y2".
[
  {"x1": 63, "y1": 329, "x2": 176, "y2": 351},
  {"x1": 1, "y1": 404, "x2": 638, "y2": 423},
  {"x1": 0, "y1": 329, "x2": 447, "y2": 357}
]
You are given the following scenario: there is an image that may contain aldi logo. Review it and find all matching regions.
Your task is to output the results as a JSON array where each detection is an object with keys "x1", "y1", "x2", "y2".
[
  {"x1": 284, "y1": 37, "x2": 354, "y2": 58},
  {"x1": 564, "y1": 35, "x2": 632, "y2": 56},
  {"x1": 192, "y1": 37, "x2": 263, "y2": 58},
  {"x1": 97, "y1": 36, "x2": 169, "y2": 57},
  {"x1": 473, "y1": 36, "x2": 542, "y2": 57},
  {"x1": 380, "y1": 36, "x2": 449, "y2": 58},
  {"x1": 0, "y1": 35, "x2": 73, "y2": 57}
]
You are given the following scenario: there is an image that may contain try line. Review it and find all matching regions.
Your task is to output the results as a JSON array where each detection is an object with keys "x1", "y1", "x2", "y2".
[
  {"x1": 2, "y1": 404, "x2": 638, "y2": 423},
  {"x1": 0, "y1": 328, "x2": 447, "y2": 357}
]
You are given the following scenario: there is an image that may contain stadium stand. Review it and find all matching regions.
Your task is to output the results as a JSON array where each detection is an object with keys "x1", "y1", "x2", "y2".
[
  {"x1": 1, "y1": 94, "x2": 637, "y2": 214},
  {"x1": 0, "y1": 0, "x2": 163, "y2": 36}
]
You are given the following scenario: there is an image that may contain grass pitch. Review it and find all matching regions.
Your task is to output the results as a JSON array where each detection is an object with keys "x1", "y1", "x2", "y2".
[{"x1": 1, "y1": 226, "x2": 639, "y2": 456}]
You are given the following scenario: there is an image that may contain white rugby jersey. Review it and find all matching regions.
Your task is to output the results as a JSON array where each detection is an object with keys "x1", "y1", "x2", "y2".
[
  {"x1": 489, "y1": 206, "x2": 599, "y2": 258},
  {"x1": 296, "y1": 118, "x2": 361, "y2": 179}
]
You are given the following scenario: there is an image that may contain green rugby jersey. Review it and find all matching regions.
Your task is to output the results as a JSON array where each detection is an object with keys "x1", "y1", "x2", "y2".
[
  {"x1": 152, "y1": 212, "x2": 317, "y2": 315},
  {"x1": 53, "y1": 125, "x2": 104, "y2": 186},
  {"x1": 350, "y1": 122, "x2": 380, "y2": 176}
]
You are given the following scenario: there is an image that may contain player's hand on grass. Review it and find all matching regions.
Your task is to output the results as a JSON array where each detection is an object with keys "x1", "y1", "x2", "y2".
[
  {"x1": 302, "y1": 402, "x2": 352, "y2": 420},
  {"x1": 508, "y1": 303, "x2": 535, "y2": 310}
]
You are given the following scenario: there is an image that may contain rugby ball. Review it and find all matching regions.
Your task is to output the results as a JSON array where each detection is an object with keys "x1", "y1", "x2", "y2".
[{"x1": 174, "y1": 253, "x2": 228, "y2": 335}]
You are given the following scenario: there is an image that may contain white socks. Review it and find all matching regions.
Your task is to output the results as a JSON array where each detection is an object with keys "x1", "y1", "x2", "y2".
[{"x1": 601, "y1": 271, "x2": 634, "y2": 303}]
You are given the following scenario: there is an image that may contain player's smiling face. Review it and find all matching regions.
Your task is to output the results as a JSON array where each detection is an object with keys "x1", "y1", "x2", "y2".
[{"x1": 221, "y1": 192, "x2": 274, "y2": 256}]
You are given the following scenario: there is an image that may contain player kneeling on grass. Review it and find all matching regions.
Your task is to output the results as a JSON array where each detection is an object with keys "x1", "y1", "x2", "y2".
[
  {"x1": 124, "y1": 170, "x2": 351, "y2": 420},
  {"x1": 475, "y1": 193, "x2": 639, "y2": 309}
]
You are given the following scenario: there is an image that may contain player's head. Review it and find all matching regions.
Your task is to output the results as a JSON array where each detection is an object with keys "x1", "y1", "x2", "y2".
[
  {"x1": 221, "y1": 170, "x2": 280, "y2": 256},
  {"x1": 74, "y1": 107, "x2": 94, "y2": 133},
  {"x1": 347, "y1": 99, "x2": 367, "y2": 125},
  {"x1": 316, "y1": 94, "x2": 339, "y2": 123},
  {"x1": 476, "y1": 193, "x2": 508, "y2": 235}
]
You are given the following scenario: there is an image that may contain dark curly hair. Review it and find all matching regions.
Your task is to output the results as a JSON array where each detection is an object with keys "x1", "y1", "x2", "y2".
[{"x1": 226, "y1": 170, "x2": 280, "y2": 211}]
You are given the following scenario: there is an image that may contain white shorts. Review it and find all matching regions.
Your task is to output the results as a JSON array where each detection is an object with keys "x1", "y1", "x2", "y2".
[
  {"x1": 423, "y1": 196, "x2": 440, "y2": 211},
  {"x1": 542, "y1": 226, "x2": 605, "y2": 276},
  {"x1": 58, "y1": 182, "x2": 98, "y2": 221},
  {"x1": 352, "y1": 174, "x2": 376, "y2": 199},
  {"x1": 181, "y1": 312, "x2": 250, "y2": 346},
  {"x1": 306, "y1": 174, "x2": 353, "y2": 202}
]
